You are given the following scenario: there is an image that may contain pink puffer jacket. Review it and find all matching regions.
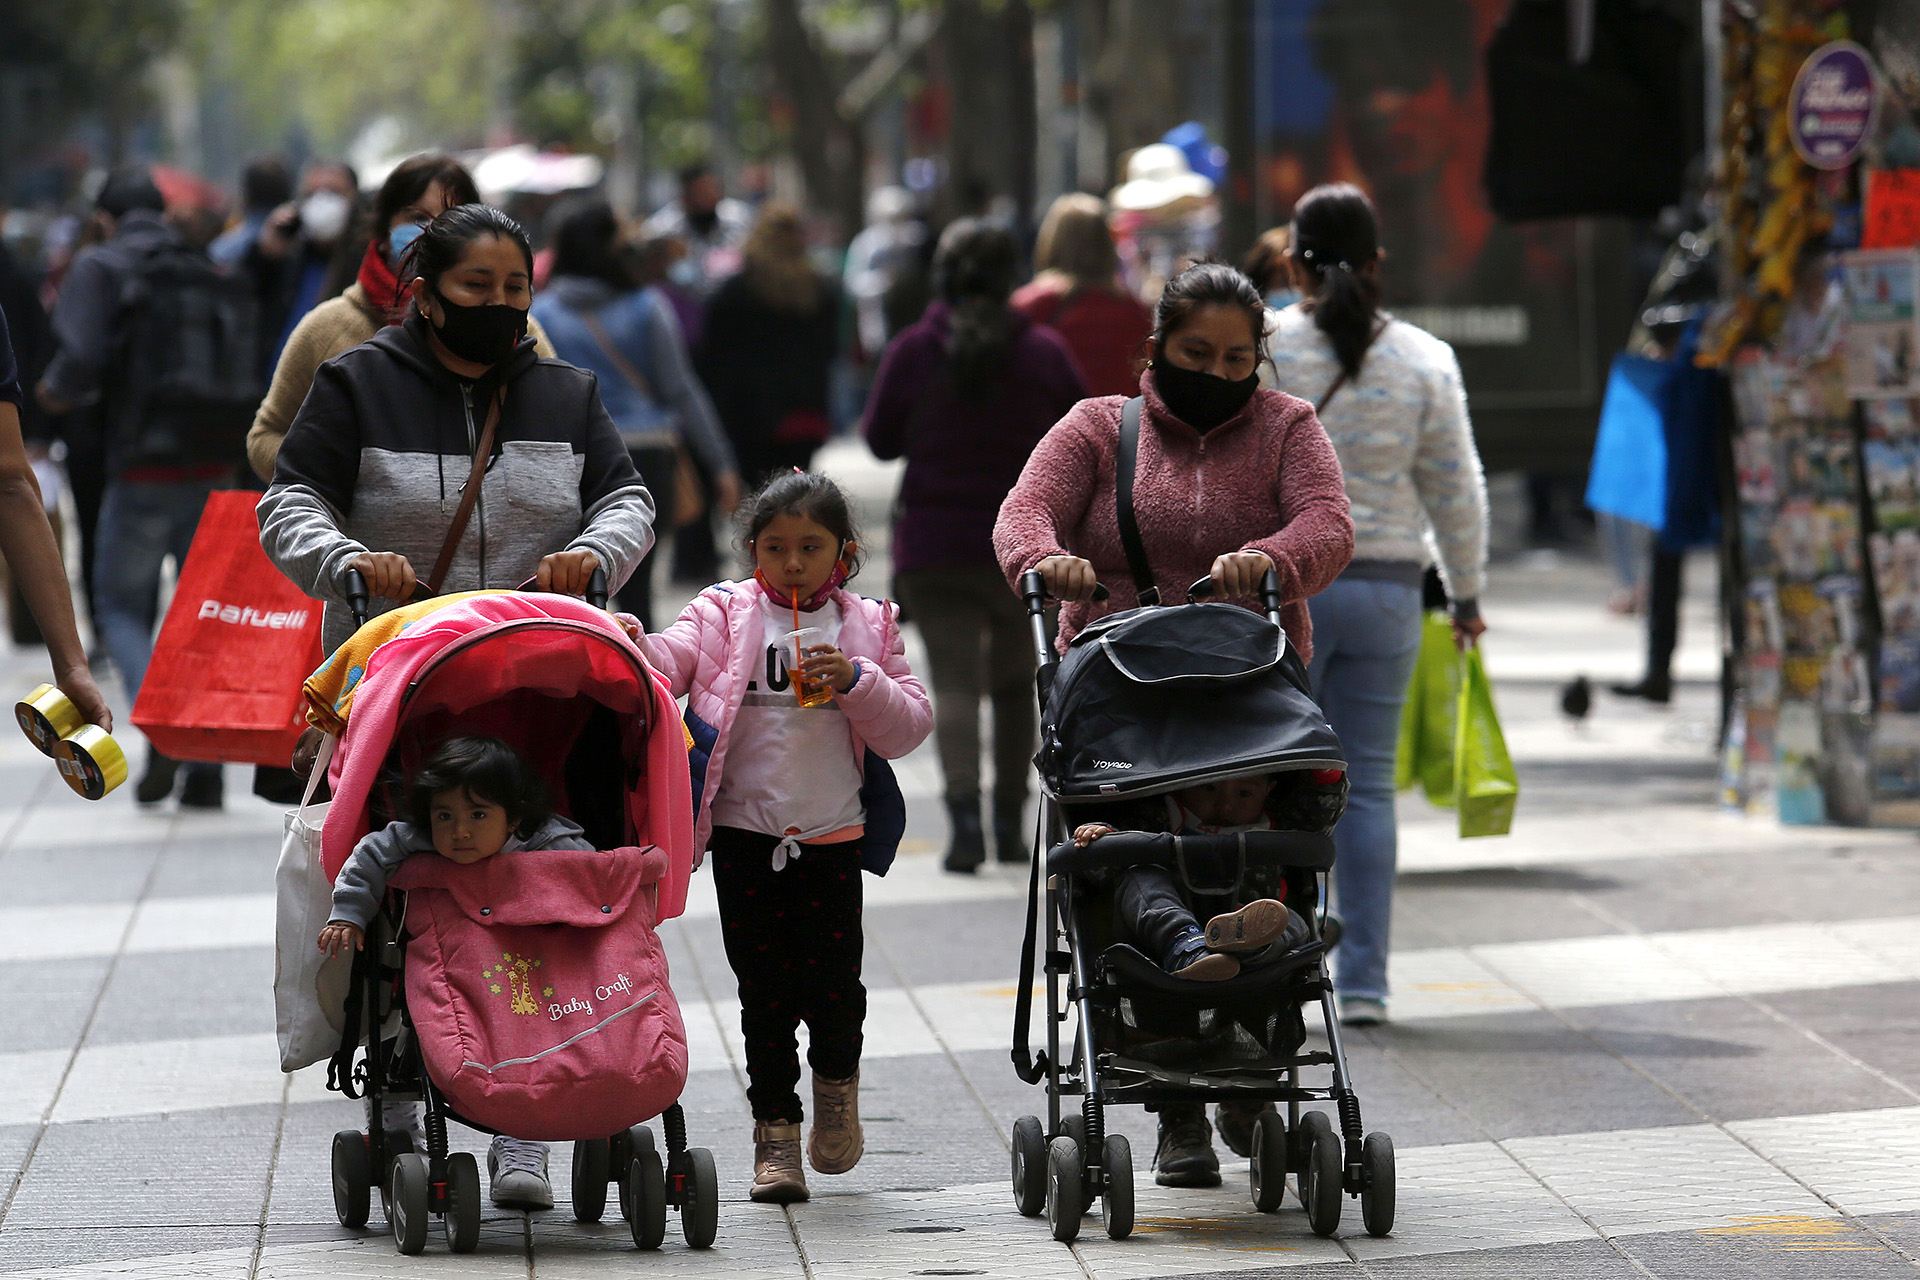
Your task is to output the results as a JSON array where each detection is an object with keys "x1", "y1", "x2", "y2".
[{"x1": 642, "y1": 579, "x2": 932, "y2": 873}]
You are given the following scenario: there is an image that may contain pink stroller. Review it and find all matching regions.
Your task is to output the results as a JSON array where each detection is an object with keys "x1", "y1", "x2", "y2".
[{"x1": 316, "y1": 589, "x2": 713, "y2": 1255}]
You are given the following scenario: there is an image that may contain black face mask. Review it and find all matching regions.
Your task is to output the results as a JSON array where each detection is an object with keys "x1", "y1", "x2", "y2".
[
  {"x1": 1153, "y1": 360, "x2": 1261, "y2": 431},
  {"x1": 429, "y1": 287, "x2": 528, "y2": 366}
]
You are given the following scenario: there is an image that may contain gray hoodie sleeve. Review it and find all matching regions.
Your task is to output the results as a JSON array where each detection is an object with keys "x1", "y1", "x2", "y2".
[
  {"x1": 565, "y1": 379, "x2": 656, "y2": 595},
  {"x1": 328, "y1": 821, "x2": 433, "y2": 929},
  {"x1": 257, "y1": 359, "x2": 370, "y2": 610}
]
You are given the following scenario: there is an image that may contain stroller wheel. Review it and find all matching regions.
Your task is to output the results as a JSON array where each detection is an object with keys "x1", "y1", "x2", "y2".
[
  {"x1": 1361, "y1": 1132, "x2": 1396, "y2": 1237},
  {"x1": 628, "y1": 1148, "x2": 667, "y2": 1250},
  {"x1": 330, "y1": 1130, "x2": 371, "y2": 1228},
  {"x1": 617, "y1": 1125, "x2": 654, "y2": 1222},
  {"x1": 1249, "y1": 1110, "x2": 1288, "y2": 1213},
  {"x1": 571, "y1": 1138, "x2": 611, "y2": 1222},
  {"x1": 680, "y1": 1148, "x2": 719, "y2": 1249},
  {"x1": 1301, "y1": 1122, "x2": 1342, "y2": 1238},
  {"x1": 1101, "y1": 1133, "x2": 1134, "y2": 1240},
  {"x1": 1010, "y1": 1116, "x2": 1047, "y2": 1217},
  {"x1": 443, "y1": 1151, "x2": 482, "y2": 1254},
  {"x1": 1293, "y1": 1109, "x2": 1333, "y2": 1177},
  {"x1": 1045, "y1": 1136, "x2": 1083, "y2": 1244},
  {"x1": 389, "y1": 1153, "x2": 431, "y2": 1255}
]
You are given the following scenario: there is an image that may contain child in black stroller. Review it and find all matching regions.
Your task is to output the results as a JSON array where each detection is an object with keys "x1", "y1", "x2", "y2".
[{"x1": 1008, "y1": 568, "x2": 1395, "y2": 1243}]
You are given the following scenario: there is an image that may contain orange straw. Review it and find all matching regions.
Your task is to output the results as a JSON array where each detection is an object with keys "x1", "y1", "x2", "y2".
[{"x1": 792, "y1": 592, "x2": 803, "y2": 692}]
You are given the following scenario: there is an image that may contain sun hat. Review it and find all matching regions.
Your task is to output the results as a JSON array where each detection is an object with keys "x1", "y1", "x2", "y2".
[{"x1": 1110, "y1": 143, "x2": 1216, "y2": 214}]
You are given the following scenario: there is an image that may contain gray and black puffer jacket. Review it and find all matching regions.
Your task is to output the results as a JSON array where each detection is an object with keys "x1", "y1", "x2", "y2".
[{"x1": 260, "y1": 314, "x2": 655, "y2": 649}]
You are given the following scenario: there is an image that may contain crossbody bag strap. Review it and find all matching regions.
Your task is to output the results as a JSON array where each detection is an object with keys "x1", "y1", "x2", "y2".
[
  {"x1": 1314, "y1": 318, "x2": 1390, "y2": 415},
  {"x1": 580, "y1": 311, "x2": 658, "y2": 402},
  {"x1": 1115, "y1": 395, "x2": 1159, "y2": 606},
  {"x1": 425, "y1": 387, "x2": 503, "y2": 596}
]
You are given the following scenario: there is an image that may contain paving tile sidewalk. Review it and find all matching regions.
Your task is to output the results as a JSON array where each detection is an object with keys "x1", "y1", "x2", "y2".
[{"x1": 2, "y1": 441, "x2": 1920, "y2": 1277}]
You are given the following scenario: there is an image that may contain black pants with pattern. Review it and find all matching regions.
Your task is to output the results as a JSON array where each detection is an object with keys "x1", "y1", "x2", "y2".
[{"x1": 709, "y1": 826, "x2": 866, "y2": 1123}]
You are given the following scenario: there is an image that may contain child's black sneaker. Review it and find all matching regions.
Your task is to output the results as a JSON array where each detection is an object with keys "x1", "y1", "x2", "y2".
[{"x1": 1164, "y1": 926, "x2": 1238, "y2": 981}]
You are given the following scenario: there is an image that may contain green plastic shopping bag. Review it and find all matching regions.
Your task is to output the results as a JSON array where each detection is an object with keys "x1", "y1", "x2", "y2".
[
  {"x1": 1395, "y1": 611, "x2": 1461, "y2": 805},
  {"x1": 1453, "y1": 647, "x2": 1519, "y2": 837}
]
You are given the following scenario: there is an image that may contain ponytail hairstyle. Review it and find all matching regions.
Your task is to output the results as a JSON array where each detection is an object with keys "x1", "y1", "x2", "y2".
[
  {"x1": 397, "y1": 204, "x2": 534, "y2": 313},
  {"x1": 932, "y1": 217, "x2": 1020, "y2": 400},
  {"x1": 1289, "y1": 183, "x2": 1382, "y2": 380}
]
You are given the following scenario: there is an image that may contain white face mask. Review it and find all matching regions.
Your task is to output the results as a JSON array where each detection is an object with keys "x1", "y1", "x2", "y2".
[{"x1": 299, "y1": 189, "x2": 352, "y2": 243}]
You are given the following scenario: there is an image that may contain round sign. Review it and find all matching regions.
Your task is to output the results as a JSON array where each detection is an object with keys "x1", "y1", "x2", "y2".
[{"x1": 1790, "y1": 40, "x2": 1879, "y2": 170}]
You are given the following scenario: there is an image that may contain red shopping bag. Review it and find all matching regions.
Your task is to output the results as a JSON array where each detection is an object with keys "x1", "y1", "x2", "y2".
[{"x1": 131, "y1": 490, "x2": 323, "y2": 765}]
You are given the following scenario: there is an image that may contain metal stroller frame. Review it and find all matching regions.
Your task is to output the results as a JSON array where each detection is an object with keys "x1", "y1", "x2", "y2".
[
  {"x1": 1007, "y1": 568, "x2": 1396, "y2": 1243},
  {"x1": 322, "y1": 569, "x2": 719, "y2": 1255}
]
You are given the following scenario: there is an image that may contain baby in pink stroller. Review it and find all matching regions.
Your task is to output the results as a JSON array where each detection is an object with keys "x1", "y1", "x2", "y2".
[{"x1": 314, "y1": 592, "x2": 711, "y2": 1256}]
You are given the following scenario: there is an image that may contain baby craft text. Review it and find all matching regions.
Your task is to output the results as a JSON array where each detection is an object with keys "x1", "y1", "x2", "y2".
[{"x1": 549, "y1": 972, "x2": 636, "y2": 1021}]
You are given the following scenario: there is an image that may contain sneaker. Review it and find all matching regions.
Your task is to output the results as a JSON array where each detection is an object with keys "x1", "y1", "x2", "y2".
[
  {"x1": 1153, "y1": 1108, "x2": 1221, "y2": 1187},
  {"x1": 1164, "y1": 927, "x2": 1239, "y2": 981},
  {"x1": 178, "y1": 765, "x2": 224, "y2": 811},
  {"x1": 1340, "y1": 996, "x2": 1388, "y2": 1027},
  {"x1": 1215, "y1": 1100, "x2": 1272, "y2": 1158},
  {"x1": 487, "y1": 1136, "x2": 554, "y2": 1209},
  {"x1": 808, "y1": 1071, "x2": 863, "y2": 1174},
  {"x1": 751, "y1": 1120, "x2": 809, "y2": 1202},
  {"x1": 1204, "y1": 899, "x2": 1291, "y2": 953}
]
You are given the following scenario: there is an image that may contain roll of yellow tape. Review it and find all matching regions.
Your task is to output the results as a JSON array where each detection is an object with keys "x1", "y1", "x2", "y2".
[
  {"x1": 15, "y1": 684, "x2": 83, "y2": 757},
  {"x1": 53, "y1": 725, "x2": 127, "y2": 801}
]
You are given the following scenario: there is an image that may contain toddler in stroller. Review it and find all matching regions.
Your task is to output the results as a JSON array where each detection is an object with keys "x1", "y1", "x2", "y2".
[
  {"x1": 319, "y1": 735, "x2": 597, "y2": 1209},
  {"x1": 1073, "y1": 773, "x2": 1313, "y2": 984},
  {"x1": 311, "y1": 589, "x2": 714, "y2": 1256}
]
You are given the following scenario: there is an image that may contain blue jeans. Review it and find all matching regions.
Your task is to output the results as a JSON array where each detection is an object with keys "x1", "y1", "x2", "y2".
[
  {"x1": 1306, "y1": 577, "x2": 1423, "y2": 1002},
  {"x1": 93, "y1": 478, "x2": 223, "y2": 772}
]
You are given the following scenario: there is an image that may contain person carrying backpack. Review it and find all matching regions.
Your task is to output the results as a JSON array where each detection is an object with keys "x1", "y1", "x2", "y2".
[{"x1": 39, "y1": 168, "x2": 265, "y2": 809}]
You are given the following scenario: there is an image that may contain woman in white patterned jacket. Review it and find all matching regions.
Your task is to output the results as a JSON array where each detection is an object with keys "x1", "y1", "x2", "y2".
[{"x1": 1264, "y1": 183, "x2": 1490, "y2": 1030}]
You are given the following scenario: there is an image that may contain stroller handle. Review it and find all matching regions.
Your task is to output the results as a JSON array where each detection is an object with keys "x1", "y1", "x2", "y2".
[
  {"x1": 1187, "y1": 568, "x2": 1284, "y2": 624},
  {"x1": 343, "y1": 565, "x2": 611, "y2": 629},
  {"x1": 343, "y1": 568, "x2": 434, "y2": 629},
  {"x1": 1020, "y1": 569, "x2": 1110, "y2": 674}
]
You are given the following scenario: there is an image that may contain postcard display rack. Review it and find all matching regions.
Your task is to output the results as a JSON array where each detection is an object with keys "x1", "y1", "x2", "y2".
[{"x1": 1725, "y1": 350, "x2": 1874, "y2": 823}]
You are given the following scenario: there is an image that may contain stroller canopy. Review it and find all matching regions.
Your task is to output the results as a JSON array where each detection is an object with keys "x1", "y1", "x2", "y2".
[
  {"x1": 1040, "y1": 602, "x2": 1344, "y2": 801},
  {"x1": 321, "y1": 594, "x2": 696, "y2": 921}
]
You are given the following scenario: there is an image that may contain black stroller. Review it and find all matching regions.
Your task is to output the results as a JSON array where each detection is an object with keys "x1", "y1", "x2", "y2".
[{"x1": 1008, "y1": 567, "x2": 1396, "y2": 1243}]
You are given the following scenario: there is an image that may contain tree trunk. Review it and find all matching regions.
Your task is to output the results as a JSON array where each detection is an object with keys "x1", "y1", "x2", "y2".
[
  {"x1": 761, "y1": 0, "x2": 865, "y2": 239},
  {"x1": 938, "y1": 0, "x2": 1036, "y2": 229}
]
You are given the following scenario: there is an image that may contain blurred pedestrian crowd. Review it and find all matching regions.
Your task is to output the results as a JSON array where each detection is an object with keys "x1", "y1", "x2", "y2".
[{"x1": 0, "y1": 141, "x2": 1239, "y2": 810}]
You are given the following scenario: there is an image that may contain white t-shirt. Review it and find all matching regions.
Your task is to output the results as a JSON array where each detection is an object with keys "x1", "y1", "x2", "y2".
[{"x1": 709, "y1": 595, "x2": 866, "y2": 844}]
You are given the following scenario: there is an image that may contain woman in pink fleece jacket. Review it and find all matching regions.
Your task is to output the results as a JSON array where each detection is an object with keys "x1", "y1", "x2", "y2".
[
  {"x1": 639, "y1": 472, "x2": 930, "y2": 1208},
  {"x1": 994, "y1": 262, "x2": 1351, "y2": 1191},
  {"x1": 993, "y1": 262, "x2": 1353, "y2": 659}
]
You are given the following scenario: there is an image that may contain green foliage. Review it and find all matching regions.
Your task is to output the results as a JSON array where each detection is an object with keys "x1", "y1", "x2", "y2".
[{"x1": 183, "y1": 0, "x2": 499, "y2": 156}]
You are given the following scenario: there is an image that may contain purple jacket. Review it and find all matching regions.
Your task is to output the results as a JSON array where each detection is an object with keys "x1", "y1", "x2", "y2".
[{"x1": 864, "y1": 302, "x2": 1087, "y2": 574}]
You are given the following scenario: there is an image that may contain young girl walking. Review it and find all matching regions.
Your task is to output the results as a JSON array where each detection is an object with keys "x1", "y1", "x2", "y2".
[{"x1": 640, "y1": 471, "x2": 931, "y2": 1203}]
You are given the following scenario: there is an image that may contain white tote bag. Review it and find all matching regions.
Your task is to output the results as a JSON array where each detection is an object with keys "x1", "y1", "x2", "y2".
[{"x1": 273, "y1": 736, "x2": 352, "y2": 1072}]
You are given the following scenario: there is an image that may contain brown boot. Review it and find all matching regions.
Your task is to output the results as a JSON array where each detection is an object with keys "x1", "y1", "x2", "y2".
[
  {"x1": 750, "y1": 1121, "x2": 809, "y2": 1203},
  {"x1": 808, "y1": 1071, "x2": 864, "y2": 1174}
]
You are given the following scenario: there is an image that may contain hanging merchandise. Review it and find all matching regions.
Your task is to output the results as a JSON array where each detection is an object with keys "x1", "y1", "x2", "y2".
[{"x1": 1483, "y1": 0, "x2": 1694, "y2": 220}]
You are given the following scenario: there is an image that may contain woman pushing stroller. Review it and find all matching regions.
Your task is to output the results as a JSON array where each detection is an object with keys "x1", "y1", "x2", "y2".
[{"x1": 995, "y1": 260, "x2": 1353, "y2": 1189}]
